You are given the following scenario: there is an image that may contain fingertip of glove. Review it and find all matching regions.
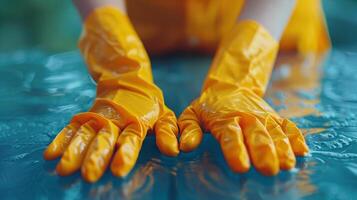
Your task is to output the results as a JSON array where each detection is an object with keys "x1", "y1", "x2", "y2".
[
  {"x1": 252, "y1": 148, "x2": 280, "y2": 176},
  {"x1": 110, "y1": 163, "x2": 130, "y2": 177},
  {"x1": 56, "y1": 161, "x2": 73, "y2": 176},
  {"x1": 179, "y1": 130, "x2": 202, "y2": 152},
  {"x1": 43, "y1": 149, "x2": 55, "y2": 161},
  {"x1": 230, "y1": 162, "x2": 250, "y2": 174},
  {"x1": 293, "y1": 140, "x2": 310, "y2": 156},
  {"x1": 279, "y1": 156, "x2": 296, "y2": 170},
  {"x1": 110, "y1": 147, "x2": 135, "y2": 178},
  {"x1": 82, "y1": 168, "x2": 101, "y2": 183},
  {"x1": 81, "y1": 160, "x2": 103, "y2": 183},
  {"x1": 159, "y1": 146, "x2": 179, "y2": 157},
  {"x1": 179, "y1": 140, "x2": 198, "y2": 152},
  {"x1": 257, "y1": 161, "x2": 280, "y2": 176},
  {"x1": 156, "y1": 134, "x2": 180, "y2": 157},
  {"x1": 258, "y1": 161, "x2": 280, "y2": 176}
]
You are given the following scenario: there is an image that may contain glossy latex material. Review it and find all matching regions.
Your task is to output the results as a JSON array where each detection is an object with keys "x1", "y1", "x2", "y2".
[
  {"x1": 280, "y1": 0, "x2": 331, "y2": 54},
  {"x1": 44, "y1": 7, "x2": 179, "y2": 182},
  {"x1": 178, "y1": 21, "x2": 309, "y2": 176},
  {"x1": 127, "y1": 0, "x2": 329, "y2": 54}
]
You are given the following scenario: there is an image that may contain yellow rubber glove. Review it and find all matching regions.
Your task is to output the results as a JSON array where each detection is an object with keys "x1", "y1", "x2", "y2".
[
  {"x1": 178, "y1": 21, "x2": 309, "y2": 176},
  {"x1": 43, "y1": 6, "x2": 179, "y2": 182},
  {"x1": 280, "y1": 0, "x2": 330, "y2": 54}
]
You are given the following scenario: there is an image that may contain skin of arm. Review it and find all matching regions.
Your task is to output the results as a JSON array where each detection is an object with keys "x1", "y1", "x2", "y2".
[
  {"x1": 73, "y1": 0, "x2": 126, "y2": 21},
  {"x1": 239, "y1": 0, "x2": 296, "y2": 40}
]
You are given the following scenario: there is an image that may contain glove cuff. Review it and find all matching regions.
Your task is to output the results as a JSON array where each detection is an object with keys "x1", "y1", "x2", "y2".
[
  {"x1": 79, "y1": 6, "x2": 154, "y2": 83},
  {"x1": 202, "y1": 20, "x2": 279, "y2": 97}
]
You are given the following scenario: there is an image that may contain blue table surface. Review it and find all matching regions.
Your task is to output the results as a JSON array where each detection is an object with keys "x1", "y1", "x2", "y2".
[{"x1": 0, "y1": 49, "x2": 357, "y2": 200}]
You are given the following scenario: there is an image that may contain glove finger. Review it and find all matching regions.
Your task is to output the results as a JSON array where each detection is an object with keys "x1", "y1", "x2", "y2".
[
  {"x1": 211, "y1": 118, "x2": 250, "y2": 173},
  {"x1": 265, "y1": 116, "x2": 296, "y2": 170},
  {"x1": 56, "y1": 120, "x2": 97, "y2": 176},
  {"x1": 240, "y1": 113, "x2": 279, "y2": 176},
  {"x1": 81, "y1": 123, "x2": 119, "y2": 183},
  {"x1": 43, "y1": 122, "x2": 80, "y2": 160},
  {"x1": 155, "y1": 107, "x2": 179, "y2": 157},
  {"x1": 280, "y1": 119, "x2": 309, "y2": 156},
  {"x1": 110, "y1": 123, "x2": 145, "y2": 177},
  {"x1": 178, "y1": 105, "x2": 203, "y2": 152}
]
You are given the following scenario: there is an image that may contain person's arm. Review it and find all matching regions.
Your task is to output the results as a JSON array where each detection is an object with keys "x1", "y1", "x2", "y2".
[
  {"x1": 239, "y1": 0, "x2": 295, "y2": 40},
  {"x1": 178, "y1": 0, "x2": 309, "y2": 176},
  {"x1": 73, "y1": 0, "x2": 126, "y2": 21},
  {"x1": 280, "y1": 0, "x2": 330, "y2": 53}
]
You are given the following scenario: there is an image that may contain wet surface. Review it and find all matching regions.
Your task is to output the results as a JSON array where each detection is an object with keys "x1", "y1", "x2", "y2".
[{"x1": 0, "y1": 49, "x2": 356, "y2": 200}]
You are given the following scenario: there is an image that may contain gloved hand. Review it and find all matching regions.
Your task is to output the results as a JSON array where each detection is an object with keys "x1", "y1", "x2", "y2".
[
  {"x1": 178, "y1": 21, "x2": 309, "y2": 175},
  {"x1": 43, "y1": 6, "x2": 179, "y2": 182}
]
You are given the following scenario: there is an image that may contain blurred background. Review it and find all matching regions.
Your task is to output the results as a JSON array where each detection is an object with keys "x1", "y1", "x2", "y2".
[
  {"x1": 0, "y1": 0, "x2": 80, "y2": 53},
  {"x1": 1, "y1": 0, "x2": 357, "y2": 53}
]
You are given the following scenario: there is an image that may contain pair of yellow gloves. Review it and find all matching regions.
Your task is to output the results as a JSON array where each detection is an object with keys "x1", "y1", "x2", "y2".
[{"x1": 44, "y1": 4, "x2": 327, "y2": 182}]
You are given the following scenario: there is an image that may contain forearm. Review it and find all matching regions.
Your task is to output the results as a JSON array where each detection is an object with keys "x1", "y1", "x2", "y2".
[
  {"x1": 202, "y1": 21, "x2": 279, "y2": 96},
  {"x1": 73, "y1": 0, "x2": 126, "y2": 21},
  {"x1": 239, "y1": 0, "x2": 296, "y2": 40},
  {"x1": 75, "y1": 5, "x2": 155, "y2": 100},
  {"x1": 202, "y1": 0, "x2": 297, "y2": 96}
]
